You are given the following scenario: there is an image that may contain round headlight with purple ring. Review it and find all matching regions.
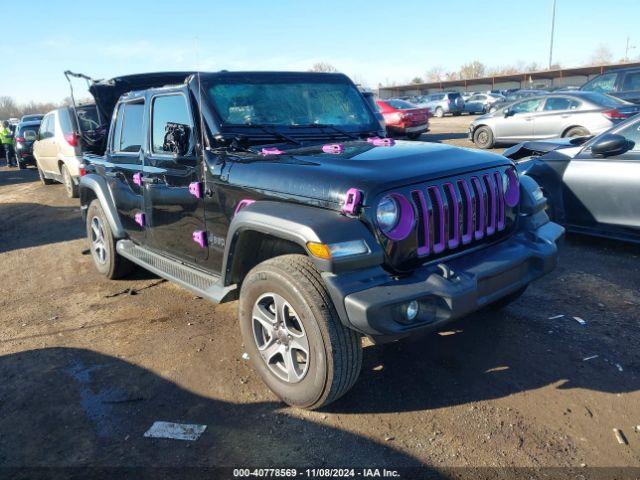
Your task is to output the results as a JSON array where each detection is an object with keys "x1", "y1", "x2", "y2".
[
  {"x1": 504, "y1": 169, "x2": 520, "y2": 207},
  {"x1": 377, "y1": 193, "x2": 414, "y2": 241}
]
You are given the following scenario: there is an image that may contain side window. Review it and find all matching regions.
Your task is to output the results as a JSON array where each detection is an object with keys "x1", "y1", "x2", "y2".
[
  {"x1": 583, "y1": 73, "x2": 617, "y2": 93},
  {"x1": 40, "y1": 115, "x2": 53, "y2": 139},
  {"x1": 151, "y1": 94, "x2": 193, "y2": 154},
  {"x1": 119, "y1": 102, "x2": 145, "y2": 153},
  {"x1": 622, "y1": 71, "x2": 640, "y2": 91},
  {"x1": 616, "y1": 120, "x2": 640, "y2": 151},
  {"x1": 510, "y1": 98, "x2": 543, "y2": 114},
  {"x1": 543, "y1": 97, "x2": 581, "y2": 111}
]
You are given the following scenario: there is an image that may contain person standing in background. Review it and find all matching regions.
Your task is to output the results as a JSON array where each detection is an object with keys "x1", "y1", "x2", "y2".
[{"x1": 0, "y1": 121, "x2": 15, "y2": 167}]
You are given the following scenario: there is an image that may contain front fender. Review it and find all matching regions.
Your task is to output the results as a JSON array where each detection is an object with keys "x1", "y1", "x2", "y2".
[
  {"x1": 221, "y1": 201, "x2": 384, "y2": 284},
  {"x1": 79, "y1": 174, "x2": 126, "y2": 238}
]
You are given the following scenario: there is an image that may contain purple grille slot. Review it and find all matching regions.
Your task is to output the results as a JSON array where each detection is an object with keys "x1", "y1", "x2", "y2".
[
  {"x1": 428, "y1": 186, "x2": 446, "y2": 254},
  {"x1": 192, "y1": 230, "x2": 207, "y2": 248},
  {"x1": 261, "y1": 147, "x2": 283, "y2": 155},
  {"x1": 471, "y1": 177, "x2": 485, "y2": 240},
  {"x1": 134, "y1": 212, "x2": 145, "y2": 227},
  {"x1": 188, "y1": 181, "x2": 202, "y2": 199},
  {"x1": 458, "y1": 179, "x2": 474, "y2": 245},
  {"x1": 505, "y1": 169, "x2": 520, "y2": 207},
  {"x1": 412, "y1": 190, "x2": 430, "y2": 256},
  {"x1": 484, "y1": 174, "x2": 497, "y2": 236},
  {"x1": 234, "y1": 198, "x2": 255, "y2": 216},
  {"x1": 322, "y1": 143, "x2": 345, "y2": 154},
  {"x1": 494, "y1": 172, "x2": 506, "y2": 231},
  {"x1": 133, "y1": 172, "x2": 142, "y2": 187},
  {"x1": 366, "y1": 137, "x2": 396, "y2": 147},
  {"x1": 342, "y1": 188, "x2": 362, "y2": 215},
  {"x1": 444, "y1": 183, "x2": 460, "y2": 249}
]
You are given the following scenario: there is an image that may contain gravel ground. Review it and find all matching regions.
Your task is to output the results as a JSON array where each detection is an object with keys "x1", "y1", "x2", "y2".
[{"x1": 0, "y1": 117, "x2": 639, "y2": 476}]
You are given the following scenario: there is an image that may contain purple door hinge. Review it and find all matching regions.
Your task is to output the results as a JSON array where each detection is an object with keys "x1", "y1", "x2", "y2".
[
  {"x1": 192, "y1": 230, "x2": 207, "y2": 248},
  {"x1": 188, "y1": 181, "x2": 203, "y2": 198},
  {"x1": 342, "y1": 188, "x2": 362, "y2": 215},
  {"x1": 133, "y1": 172, "x2": 142, "y2": 187},
  {"x1": 134, "y1": 212, "x2": 145, "y2": 227}
]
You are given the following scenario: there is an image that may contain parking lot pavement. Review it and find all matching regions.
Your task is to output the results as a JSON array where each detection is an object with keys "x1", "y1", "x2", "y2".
[{"x1": 0, "y1": 123, "x2": 639, "y2": 470}]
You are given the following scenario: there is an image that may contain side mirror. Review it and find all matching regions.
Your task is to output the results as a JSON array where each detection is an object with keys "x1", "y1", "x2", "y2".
[
  {"x1": 591, "y1": 133, "x2": 631, "y2": 157},
  {"x1": 504, "y1": 108, "x2": 514, "y2": 117},
  {"x1": 163, "y1": 122, "x2": 191, "y2": 157}
]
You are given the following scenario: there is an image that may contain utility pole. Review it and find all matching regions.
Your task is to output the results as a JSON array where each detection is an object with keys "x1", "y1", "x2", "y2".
[
  {"x1": 625, "y1": 36, "x2": 635, "y2": 62},
  {"x1": 548, "y1": 0, "x2": 557, "y2": 69}
]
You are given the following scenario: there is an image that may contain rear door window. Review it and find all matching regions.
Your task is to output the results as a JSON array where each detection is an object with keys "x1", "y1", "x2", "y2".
[
  {"x1": 543, "y1": 97, "x2": 581, "y2": 111},
  {"x1": 40, "y1": 115, "x2": 54, "y2": 139},
  {"x1": 118, "y1": 102, "x2": 145, "y2": 153}
]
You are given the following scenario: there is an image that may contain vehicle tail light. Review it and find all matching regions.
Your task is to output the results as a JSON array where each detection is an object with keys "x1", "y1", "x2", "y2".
[
  {"x1": 389, "y1": 112, "x2": 403, "y2": 123},
  {"x1": 602, "y1": 109, "x2": 627, "y2": 120},
  {"x1": 64, "y1": 132, "x2": 78, "y2": 147},
  {"x1": 15, "y1": 136, "x2": 25, "y2": 143},
  {"x1": 79, "y1": 164, "x2": 87, "y2": 177}
]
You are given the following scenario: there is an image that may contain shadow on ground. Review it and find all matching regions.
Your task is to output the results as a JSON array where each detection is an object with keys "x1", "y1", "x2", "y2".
[
  {"x1": 0, "y1": 202, "x2": 83, "y2": 253},
  {"x1": 0, "y1": 167, "x2": 39, "y2": 187},
  {"x1": 0, "y1": 348, "x2": 426, "y2": 469}
]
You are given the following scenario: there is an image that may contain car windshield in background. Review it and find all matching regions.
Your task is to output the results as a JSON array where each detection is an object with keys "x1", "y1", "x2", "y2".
[
  {"x1": 21, "y1": 115, "x2": 43, "y2": 122},
  {"x1": 386, "y1": 99, "x2": 416, "y2": 109},
  {"x1": 207, "y1": 80, "x2": 377, "y2": 129}
]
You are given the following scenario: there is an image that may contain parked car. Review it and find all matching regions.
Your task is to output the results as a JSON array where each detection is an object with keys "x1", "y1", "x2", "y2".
[
  {"x1": 463, "y1": 93, "x2": 505, "y2": 114},
  {"x1": 20, "y1": 113, "x2": 44, "y2": 123},
  {"x1": 360, "y1": 89, "x2": 386, "y2": 131},
  {"x1": 488, "y1": 89, "x2": 549, "y2": 113},
  {"x1": 375, "y1": 99, "x2": 429, "y2": 139},
  {"x1": 580, "y1": 66, "x2": 640, "y2": 104},
  {"x1": 12, "y1": 120, "x2": 41, "y2": 169},
  {"x1": 414, "y1": 92, "x2": 464, "y2": 117},
  {"x1": 469, "y1": 91, "x2": 640, "y2": 149},
  {"x1": 79, "y1": 70, "x2": 562, "y2": 409},
  {"x1": 506, "y1": 113, "x2": 640, "y2": 244},
  {"x1": 33, "y1": 104, "x2": 100, "y2": 197}
]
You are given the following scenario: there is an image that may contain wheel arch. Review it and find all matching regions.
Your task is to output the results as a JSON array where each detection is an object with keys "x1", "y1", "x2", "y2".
[
  {"x1": 561, "y1": 125, "x2": 588, "y2": 138},
  {"x1": 79, "y1": 174, "x2": 126, "y2": 238},
  {"x1": 221, "y1": 201, "x2": 384, "y2": 287}
]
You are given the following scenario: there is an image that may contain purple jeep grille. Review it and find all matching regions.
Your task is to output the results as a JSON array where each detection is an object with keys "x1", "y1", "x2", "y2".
[{"x1": 398, "y1": 169, "x2": 515, "y2": 261}]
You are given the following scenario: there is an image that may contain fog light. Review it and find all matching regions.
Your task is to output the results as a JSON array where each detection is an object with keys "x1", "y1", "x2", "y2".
[{"x1": 405, "y1": 300, "x2": 419, "y2": 321}]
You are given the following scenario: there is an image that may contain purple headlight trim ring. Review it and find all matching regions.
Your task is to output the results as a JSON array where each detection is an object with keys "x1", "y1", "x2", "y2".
[
  {"x1": 379, "y1": 193, "x2": 414, "y2": 242},
  {"x1": 505, "y1": 169, "x2": 520, "y2": 207}
]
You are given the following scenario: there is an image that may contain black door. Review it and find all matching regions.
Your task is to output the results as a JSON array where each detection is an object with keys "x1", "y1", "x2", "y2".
[
  {"x1": 104, "y1": 99, "x2": 146, "y2": 244},
  {"x1": 144, "y1": 92, "x2": 208, "y2": 264}
]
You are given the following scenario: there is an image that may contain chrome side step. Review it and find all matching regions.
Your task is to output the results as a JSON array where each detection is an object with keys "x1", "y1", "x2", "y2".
[{"x1": 116, "y1": 240, "x2": 236, "y2": 303}]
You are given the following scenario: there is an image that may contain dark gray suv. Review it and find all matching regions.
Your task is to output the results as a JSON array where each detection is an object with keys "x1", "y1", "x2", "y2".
[
  {"x1": 580, "y1": 67, "x2": 640, "y2": 104},
  {"x1": 414, "y1": 92, "x2": 465, "y2": 117}
]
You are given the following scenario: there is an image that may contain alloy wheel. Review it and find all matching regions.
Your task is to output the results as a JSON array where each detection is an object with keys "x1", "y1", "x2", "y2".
[
  {"x1": 252, "y1": 292, "x2": 310, "y2": 384},
  {"x1": 90, "y1": 216, "x2": 108, "y2": 266}
]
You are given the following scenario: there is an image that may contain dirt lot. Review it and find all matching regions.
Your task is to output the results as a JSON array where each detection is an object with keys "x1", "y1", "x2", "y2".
[{"x1": 1, "y1": 116, "x2": 639, "y2": 476}]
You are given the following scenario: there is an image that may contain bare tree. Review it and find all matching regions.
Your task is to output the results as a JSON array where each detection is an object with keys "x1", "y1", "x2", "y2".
[
  {"x1": 587, "y1": 44, "x2": 613, "y2": 66},
  {"x1": 308, "y1": 62, "x2": 338, "y2": 73},
  {"x1": 410, "y1": 77, "x2": 423, "y2": 84},
  {"x1": 0, "y1": 96, "x2": 20, "y2": 119},
  {"x1": 459, "y1": 61, "x2": 487, "y2": 80},
  {"x1": 425, "y1": 66, "x2": 445, "y2": 82}
]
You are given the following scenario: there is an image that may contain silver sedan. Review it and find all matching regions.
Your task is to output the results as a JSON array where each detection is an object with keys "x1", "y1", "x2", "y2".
[{"x1": 468, "y1": 92, "x2": 640, "y2": 149}]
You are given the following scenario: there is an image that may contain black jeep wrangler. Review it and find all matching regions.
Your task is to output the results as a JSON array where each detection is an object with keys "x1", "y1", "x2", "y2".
[{"x1": 79, "y1": 71, "x2": 563, "y2": 409}]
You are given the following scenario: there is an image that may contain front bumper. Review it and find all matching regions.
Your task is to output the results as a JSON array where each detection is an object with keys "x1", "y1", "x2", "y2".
[{"x1": 323, "y1": 220, "x2": 564, "y2": 340}]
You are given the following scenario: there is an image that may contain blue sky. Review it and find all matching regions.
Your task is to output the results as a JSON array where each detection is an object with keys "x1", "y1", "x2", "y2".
[{"x1": 2, "y1": 0, "x2": 639, "y2": 103}]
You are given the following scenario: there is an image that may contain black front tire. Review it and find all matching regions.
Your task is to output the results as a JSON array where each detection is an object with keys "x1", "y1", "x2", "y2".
[
  {"x1": 86, "y1": 199, "x2": 133, "y2": 279},
  {"x1": 473, "y1": 126, "x2": 495, "y2": 149},
  {"x1": 239, "y1": 254, "x2": 362, "y2": 410}
]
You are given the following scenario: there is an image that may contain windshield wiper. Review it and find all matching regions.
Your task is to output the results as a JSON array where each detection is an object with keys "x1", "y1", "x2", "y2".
[{"x1": 242, "y1": 124, "x2": 301, "y2": 145}]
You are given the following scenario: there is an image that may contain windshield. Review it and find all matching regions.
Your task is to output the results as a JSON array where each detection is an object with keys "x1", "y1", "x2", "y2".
[{"x1": 206, "y1": 78, "x2": 377, "y2": 130}]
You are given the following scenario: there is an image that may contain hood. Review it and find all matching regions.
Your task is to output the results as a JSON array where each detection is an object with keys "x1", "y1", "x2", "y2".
[{"x1": 225, "y1": 140, "x2": 512, "y2": 207}]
